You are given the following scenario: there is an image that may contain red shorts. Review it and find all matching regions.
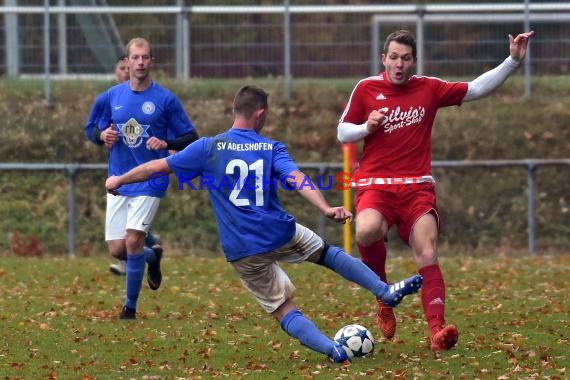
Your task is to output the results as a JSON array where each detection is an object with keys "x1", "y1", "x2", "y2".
[{"x1": 354, "y1": 183, "x2": 440, "y2": 245}]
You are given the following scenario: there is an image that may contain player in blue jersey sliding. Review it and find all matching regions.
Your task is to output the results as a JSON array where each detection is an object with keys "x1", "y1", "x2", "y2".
[
  {"x1": 98, "y1": 38, "x2": 199, "y2": 320},
  {"x1": 84, "y1": 54, "x2": 163, "y2": 277},
  {"x1": 106, "y1": 85, "x2": 422, "y2": 363}
]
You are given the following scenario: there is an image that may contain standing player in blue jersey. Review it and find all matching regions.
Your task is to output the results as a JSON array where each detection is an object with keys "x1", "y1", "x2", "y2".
[
  {"x1": 84, "y1": 55, "x2": 129, "y2": 146},
  {"x1": 84, "y1": 54, "x2": 163, "y2": 277},
  {"x1": 98, "y1": 38, "x2": 199, "y2": 320},
  {"x1": 106, "y1": 85, "x2": 422, "y2": 363}
]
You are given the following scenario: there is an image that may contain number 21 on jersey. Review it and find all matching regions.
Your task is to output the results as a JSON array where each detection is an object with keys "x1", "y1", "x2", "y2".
[{"x1": 226, "y1": 159, "x2": 264, "y2": 207}]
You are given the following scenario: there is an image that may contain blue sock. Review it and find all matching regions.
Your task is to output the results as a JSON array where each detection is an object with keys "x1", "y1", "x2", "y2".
[
  {"x1": 319, "y1": 244, "x2": 387, "y2": 298},
  {"x1": 280, "y1": 309, "x2": 335, "y2": 356},
  {"x1": 125, "y1": 252, "x2": 145, "y2": 309},
  {"x1": 143, "y1": 246, "x2": 157, "y2": 264},
  {"x1": 145, "y1": 232, "x2": 158, "y2": 247}
]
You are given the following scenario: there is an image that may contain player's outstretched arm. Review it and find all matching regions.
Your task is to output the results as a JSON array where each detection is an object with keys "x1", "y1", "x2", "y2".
[
  {"x1": 106, "y1": 158, "x2": 171, "y2": 194},
  {"x1": 463, "y1": 31, "x2": 535, "y2": 103},
  {"x1": 286, "y1": 170, "x2": 353, "y2": 224}
]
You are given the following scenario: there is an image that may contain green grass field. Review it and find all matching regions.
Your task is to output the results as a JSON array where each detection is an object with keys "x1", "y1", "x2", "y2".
[{"x1": 0, "y1": 254, "x2": 567, "y2": 379}]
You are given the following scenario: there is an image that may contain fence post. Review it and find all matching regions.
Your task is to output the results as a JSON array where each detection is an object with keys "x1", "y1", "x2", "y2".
[
  {"x1": 524, "y1": 0, "x2": 532, "y2": 97},
  {"x1": 5, "y1": 0, "x2": 19, "y2": 76},
  {"x1": 67, "y1": 166, "x2": 78, "y2": 257},
  {"x1": 283, "y1": 0, "x2": 291, "y2": 101},
  {"x1": 57, "y1": 0, "x2": 67, "y2": 75},
  {"x1": 526, "y1": 161, "x2": 537, "y2": 254},
  {"x1": 176, "y1": 0, "x2": 190, "y2": 80},
  {"x1": 416, "y1": 6, "x2": 425, "y2": 76},
  {"x1": 43, "y1": 0, "x2": 51, "y2": 105}
]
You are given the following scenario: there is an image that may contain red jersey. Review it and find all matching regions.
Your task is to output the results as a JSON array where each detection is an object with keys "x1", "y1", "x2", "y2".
[{"x1": 339, "y1": 73, "x2": 468, "y2": 180}]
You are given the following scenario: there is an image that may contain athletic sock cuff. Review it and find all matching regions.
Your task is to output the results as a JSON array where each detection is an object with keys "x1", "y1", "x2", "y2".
[
  {"x1": 280, "y1": 309, "x2": 301, "y2": 332},
  {"x1": 419, "y1": 264, "x2": 441, "y2": 279},
  {"x1": 317, "y1": 242, "x2": 331, "y2": 266}
]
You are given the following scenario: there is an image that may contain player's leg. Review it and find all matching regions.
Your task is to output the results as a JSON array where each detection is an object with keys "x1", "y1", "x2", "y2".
[
  {"x1": 145, "y1": 230, "x2": 163, "y2": 254},
  {"x1": 121, "y1": 228, "x2": 147, "y2": 320},
  {"x1": 145, "y1": 242, "x2": 163, "y2": 291},
  {"x1": 106, "y1": 194, "x2": 140, "y2": 319},
  {"x1": 128, "y1": 196, "x2": 163, "y2": 291},
  {"x1": 118, "y1": 196, "x2": 162, "y2": 320},
  {"x1": 354, "y1": 191, "x2": 396, "y2": 339},
  {"x1": 278, "y1": 224, "x2": 421, "y2": 312},
  {"x1": 408, "y1": 210, "x2": 458, "y2": 351},
  {"x1": 355, "y1": 209, "x2": 389, "y2": 282},
  {"x1": 145, "y1": 231, "x2": 159, "y2": 247},
  {"x1": 315, "y1": 242, "x2": 422, "y2": 307},
  {"x1": 106, "y1": 194, "x2": 128, "y2": 276},
  {"x1": 275, "y1": 298, "x2": 350, "y2": 363},
  {"x1": 144, "y1": 230, "x2": 164, "y2": 287},
  {"x1": 231, "y1": 252, "x2": 349, "y2": 364},
  {"x1": 108, "y1": 240, "x2": 127, "y2": 276}
]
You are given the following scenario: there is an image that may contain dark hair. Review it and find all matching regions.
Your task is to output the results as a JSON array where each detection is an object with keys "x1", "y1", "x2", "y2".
[
  {"x1": 233, "y1": 85, "x2": 269, "y2": 117},
  {"x1": 116, "y1": 55, "x2": 127, "y2": 62},
  {"x1": 383, "y1": 30, "x2": 417, "y2": 58}
]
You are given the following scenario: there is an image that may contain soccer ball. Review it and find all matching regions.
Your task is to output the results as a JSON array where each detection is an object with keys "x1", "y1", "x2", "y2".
[{"x1": 333, "y1": 324, "x2": 375, "y2": 358}]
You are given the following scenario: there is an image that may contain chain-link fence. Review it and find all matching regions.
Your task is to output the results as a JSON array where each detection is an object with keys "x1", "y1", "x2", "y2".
[{"x1": 1, "y1": 2, "x2": 570, "y2": 79}]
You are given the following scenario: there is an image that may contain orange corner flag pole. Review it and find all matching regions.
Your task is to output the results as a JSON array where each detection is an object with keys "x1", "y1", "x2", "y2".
[{"x1": 342, "y1": 143, "x2": 356, "y2": 253}]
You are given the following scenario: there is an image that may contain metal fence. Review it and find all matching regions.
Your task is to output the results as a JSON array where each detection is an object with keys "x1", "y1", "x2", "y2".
[
  {"x1": 1, "y1": 159, "x2": 569, "y2": 256},
  {"x1": 2, "y1": 2, "x2": 570, "y2": 80}
]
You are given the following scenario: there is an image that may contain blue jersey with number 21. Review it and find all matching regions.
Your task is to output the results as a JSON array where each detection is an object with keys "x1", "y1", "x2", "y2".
[{"x1": 167, "y1": 128, "x2": 298, "y2": 262}]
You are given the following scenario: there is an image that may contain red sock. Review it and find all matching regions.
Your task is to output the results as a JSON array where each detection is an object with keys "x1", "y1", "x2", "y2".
[
  {"x1": 357, "y1": 240, "x2": 387, "y2": 282},
  {"x1": 419, "y1": 264, "x2": 446, "y2": 335}
]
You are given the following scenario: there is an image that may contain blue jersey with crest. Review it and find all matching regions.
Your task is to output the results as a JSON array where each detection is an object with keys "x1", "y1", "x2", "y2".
[
  {"x1": 99, "y1": 81, "x2": 195, "y2": 197},
  {"x1": 166, "y1": 128, "x2": 298, "y2": 261}
]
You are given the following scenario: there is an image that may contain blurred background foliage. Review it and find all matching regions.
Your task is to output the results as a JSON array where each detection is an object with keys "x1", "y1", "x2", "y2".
[{"x1": 0, "y1": 76, "x2": 569, "y2": 257}]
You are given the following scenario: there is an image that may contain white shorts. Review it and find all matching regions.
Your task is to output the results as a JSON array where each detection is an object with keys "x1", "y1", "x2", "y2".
[
  {"x1": 105, "y1": 194, "x2": 160, "y2": 241},
  {"x1": 230, "y1": 223, "x2": 324, "y2": 313}
]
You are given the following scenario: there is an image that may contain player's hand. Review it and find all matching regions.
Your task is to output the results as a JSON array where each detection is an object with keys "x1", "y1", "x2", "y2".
[
  {"x1": 366, "y1": 107, "x2": 389, "y2": 134},
  {"x1": 324, "y1": 207, "x2": 353, "y2": 224},
  {"x1": 105, "y1": 176, "x2": 122, "y2": 196},
  {"x1": 101, "y1": 125, "x2": 119, "y2": 149},
  {"x1": 509, "y1": 31, "x2": 534, "y2": 61},
  {"x1": 146, "y1": 137, "x2": 167, "y2": 150}
]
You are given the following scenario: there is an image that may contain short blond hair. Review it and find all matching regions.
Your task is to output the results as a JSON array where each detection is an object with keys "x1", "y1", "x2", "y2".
[{"x1": 125, "y1": 37, "x2": 153, "y2": 58}]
